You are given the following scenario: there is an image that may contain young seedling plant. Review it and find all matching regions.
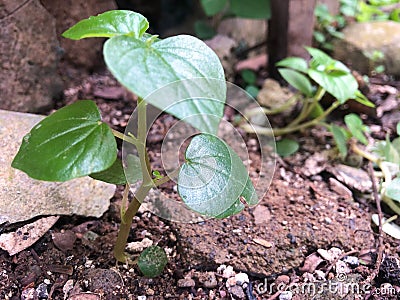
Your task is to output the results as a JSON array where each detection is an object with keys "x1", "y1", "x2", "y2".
[
  {"x1": 11, "y1": 10, "x2": 258, "y2": 277},
  {"x1": 333, "y1": 115, "x2": 400, "y2": 222},
  {"x1": 240, "y1": 47, "x2": 374, "y2": 157}
]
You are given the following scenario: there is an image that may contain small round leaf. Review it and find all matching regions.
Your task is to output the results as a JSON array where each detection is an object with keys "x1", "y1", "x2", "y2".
[
  {"x1": 276, "y1": 138, "x2": 299, "y2": 157},
  {"x1": 138, "y1": 246, "x2": 168, "y2": 278}
]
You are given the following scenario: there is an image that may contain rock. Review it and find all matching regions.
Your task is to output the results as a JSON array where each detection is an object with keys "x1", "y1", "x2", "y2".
[
  {"x1": 177, "y1": 277, "x2": 195, "y2": 288},
  {"x1": 0, "y1": 216, "x2": 59, "y2": 255},
  {"x1": 21, "y1": 288, "x2": 38, "y2": 300},
  {"x1": 52, "y1": 230, "x2": 77, "y2": 251},
  {"x1": 126, "y1": 238, "x2": 153, "y2": 253},
  {"x1": 334, "y1": 21, "x2": 400, "y2": 76},
  {"x1": 0, "y1": 0, "x2": 63, "y2": 112},
  {"x1": 329, "y1": 178, "x2": 353, "y2": 200},
  {"x1": 41, "y1": 0, "x2": 117, "y2": 69},
  {"x1": 205, "y1": 34, "x2": 237, "y2": 80},
  {"x1": 335, "y1": 260, "x2": 351, "y2": 275},
  {"x1": 252, "y1": 205, "x2": 271, "y2": 225},
  {"x1": 222, "y1": 266, "x2": 236, "y2": 279},
  {"x1": 196, "y1": 272, "x2": 218, "y2": 289},
  {"x1": 328, "y1": 164, "x2": 372, "y2": 193},
  {"x1": 235, "y1": 273, "x2": 249, "y2": 286},
  {"x1": 35, "y1": 283, "x2": 48, "y2": 299},
  {"x1": 85, "y1": 269, "x2": 123, "y2": 294},
  {"x1": 317, "y1": 247, "x2": 342, "y2": 263},
  {"x1": 218, "y1": 18, "x2": 267, "y2": 48},
  {"x1": 275, "y1": 275, "x2": 290, "y2": 286},
  {"x1": 0, "y1": 110, "x2": 115, "y2": 224},
  {"x1": 257, "y1": 79, "x2": 294, "y2": 110},
  {"x1": 229, "y1": 285, "x2": 245, "y2": 299},
  {"x1": 342, "y1": 256, "x2": 359, "y2": 268},
  {"x1": 279, "y1": 291, "x2": 293, "y2": 300}
]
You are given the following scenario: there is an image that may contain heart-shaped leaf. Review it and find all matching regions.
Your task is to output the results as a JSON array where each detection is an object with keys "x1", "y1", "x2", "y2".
[
  {"x1": 178, "y1": 134, "x2": 258, "y2": 217},
  {"x1": 104, "y1": 35, "x2": 226, "y2": 133},
  {"x1": 344, "y1": 113, "x2": 368, "y2": 145},
  {"x1": 12, "y1": 101, "x2": 117, "y2": 182},
  {"x1": 278, "y1": 68, "x2": 313, "y2": 97},
  {"x1": 62, "y1": 10, "x2": 149, "y2": 40},
  {"x1": 276, "y1": 57, "x2": 308, "y2": 73},
  {"x1": 90, "y1": 158, "x2": 126, "y2": 184},
  {"x1": 138, "y1": 245, "x2": 168, "y2": 278}
]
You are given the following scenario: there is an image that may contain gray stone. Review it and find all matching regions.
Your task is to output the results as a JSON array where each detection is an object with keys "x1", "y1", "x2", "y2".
[
  {"x1": 334, "y1": 21, "x2": 400, "y2": 76},
  {"x1": 0, "y1": 0, "x2": 63, "y2": 112},
  {"x1": 0, "y1": 110, "x2": 115, "y2": 224}
]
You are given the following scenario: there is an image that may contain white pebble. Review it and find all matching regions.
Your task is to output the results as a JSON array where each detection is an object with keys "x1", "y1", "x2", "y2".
[
  {"x1": 235, "y1": 273, "x2": 249, "y2": 285},
  {"x1": 222, "y1": 266, "x2": 235, "y2": 278},
  {"x1": 279, "y1": 290, "x2": 293, "y2": 300},
  {"x1": 138, "y1": 296, "x2": 147, "y2": 300}
]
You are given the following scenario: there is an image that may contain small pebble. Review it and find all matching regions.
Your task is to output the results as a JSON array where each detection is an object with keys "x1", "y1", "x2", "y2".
[
  {"x1": 137, "y1": 296, "x2": 146, "y2": 300},
  {"x1": 222, "y1": 266, "x2": 236, "y2": 278},
  {"x1": 146, "y1": 288, "x2": 154, "y2": 296},
  {"x1": 63, "y1": 279, "x2": 74, "y2": 297},
  {"x1": 43, "y1": 279, "x2": 51, "y2": 285},
  {"x1": 229, "y1": 285, "x2": 245, "y2": 299},
  {"x1": 177, "y1": 278, "x2": 195, "y2": 288},
  {"x1": 342, "y1": 256, "x2": 359, "y2": 267},
  {"x1": 36, "y1": 283, "x2": 48, "y2": 299},
  {"x1": 235, "y1": 273, "x2": 249, "y2": 285},
  {"x1": 335, "y1": 260, "x2": 350, "y2": 275},
  {"x1": 279, "y1": 291, "x2": 293, "y2": 300},
  {"x1": 226, "y1": 277, "x2": 237, "y2": 287},
  {"x1": 21, "y1": 288, "x2": 37, "y2": 300},
  {"x1": 275, "y1": 275, "x2": 290, "y2": 285}
]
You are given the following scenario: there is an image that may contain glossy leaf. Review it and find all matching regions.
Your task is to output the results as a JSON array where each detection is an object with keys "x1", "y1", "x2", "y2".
[
  {"x1": 201, "y1": 0, "x2": 227, "y2": 16},
  {"x1": 90, "y1": 159, "x2": 126, "y2": 184},
  {"x1": 344, "y1": 114, "x2": 368, "y2": 145},
  {"x1": 62, "y1": 10, "x2": 149, "y2": 40},
  {"x1": 331, "y1": 124, "x2": 348, "y2": 157},
  {"x1": 276, "y1": 138, "x2": 299, "y2": 157},
  {"x1": 278, "y1": 68, "x2": 313, "y2": 97},
  {"x1": 230, "y1": 0, "x2": 271, "y2": 19},
  {"x1": 354, "y1": 90, "x2": 375, "y2": 108},
  {"x1": 12, "y1": 101, "x2": 117, "y2": 182},
  {"x1": 308, "y1": 69, "x2": 357, "y2": 103},
  {"x1": 138, "y1": 246, "x2": 168, "y2": 278},
  {"x1": 178, "y1": 134, "x2": 257, "y2": 218},
  {"x1": 276, "y1": 57, "x2": 308, "y2": 73},
  {"x1": 104, "y1": 35, "x2": 226, "y2": 134}
]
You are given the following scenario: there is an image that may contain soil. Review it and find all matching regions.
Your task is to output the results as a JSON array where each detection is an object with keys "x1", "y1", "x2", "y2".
[{"x1": 1, "y1": 67, "x2": 400, "y2": 300}]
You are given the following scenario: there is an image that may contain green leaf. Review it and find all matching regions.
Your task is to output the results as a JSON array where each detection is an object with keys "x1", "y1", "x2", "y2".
[
  {"x1": 241, "y1": 69, "x2": 257, "y2": 85},
  {"x1": 344, "y1": 114, "x2": 368, "y2": 145},
  {"x1": 276, "y1": 57, "x2": 308, "y2": 73},
  {"x1": 397, "y1": 122, "x2": 400, "y2": 136},
  {"x1": 104, "y1": 35, "x2": 226, "y2": 134},
  {"x1": 309, "y1": 103, "x2": 324, "y2": 119},
  {"x1": 12, "y1": 101, "x2": 117, "y2": 182},
  {"x1": 245, "y1": 85, "x2": 259, "y2": 98},
  {"x1": 354, "y1": 90, "x2": 375, "y2": 108},
  {"x1": 194, "y1": 20, "x2": 216, "y2": 39},
  {"x1": 178, "y1": 134, "x2": 257, "y2": 218},
  {"x1": 230, "y1": 0, "x2": 271, "y2": 19},
  {"x1": 278, "y1": 68, "x2": 313, "y2": 97},
  {"x1": 62, "y1": 10, "x2": 149, "y2": 40},
  {"x1": 201, "y1": 0, "x2": 227, "y2": 16},
  {"x1": 137, "y1": 246, "x2": 168, "y2": 278},
  {"x1": 306, "y1": 46, "x2": 336, "y2": 67},
  {"x1": 275, "y1": 138, "x2": 299, "y2": 157},
  {"x1": 331, "y1": 124, "x2": 348, "y2": 157},
  {"x1": 308, "y1": 69, "x2": 358, "y2": 103},
  {"x1": 386, "y1": 178, "x2": 400, "y2": 202},
  {"x1": 90, "y1": 158, "x2": 126, "y2": 184}
]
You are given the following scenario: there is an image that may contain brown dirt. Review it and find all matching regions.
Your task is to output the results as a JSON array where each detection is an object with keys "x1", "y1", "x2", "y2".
[{"x1": 1, "y1": 71, "x2": 400, "y2": 300}]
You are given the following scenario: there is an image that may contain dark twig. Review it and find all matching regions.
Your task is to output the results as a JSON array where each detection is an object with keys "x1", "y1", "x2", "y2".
[
  {"x1": 363, "y1": 162, "x2": 384, "y2": 285},
  {"x1": 324, "y1": 250, "x2": 359, "y2": 278}
]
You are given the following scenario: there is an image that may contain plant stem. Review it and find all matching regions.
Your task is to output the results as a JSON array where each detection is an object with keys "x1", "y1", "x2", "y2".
[
  {"x1": 112, "y1": 129, "x2": 140, "y2": 147},
  {"x1": 242, "y1": 100, "x2": 340, "y2": 136},
  {"x1": 244, "y1": 94, "x2": 299, "y2": 117},
  {"x1": 113, "y1": 98, "x2": 155, "y2": 263}
]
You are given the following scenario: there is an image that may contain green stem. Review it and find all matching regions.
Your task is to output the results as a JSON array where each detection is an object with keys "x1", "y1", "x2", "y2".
[
  {"x1": 113, "y1": 98, "x2": 155, "y2": 263},
  {"x1": 245, "y1": 94, "x2": 299, "y2": 117},
  {"x1": 112, "y1": 129, "x2": 140, "y2": 147},
  {"x1": 242, "y1": 100, "x2": 341, "y2": 136},
  {"x1": 287, "y1": 87, "x2": 326, "y2": 128}
]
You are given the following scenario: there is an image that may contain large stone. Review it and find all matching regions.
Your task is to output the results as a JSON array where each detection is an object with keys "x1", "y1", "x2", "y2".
[
  {"x1": 334, "y1": 21, "x2": 400, "y2": 76},
  {"x1": 0, "y1": 110, "x2": 116, "y2": 224},
  {"x1": 41, "y1": 0, "x2": 117, "y2": 69},
  {"x1": 0, "y1": 0, "x2": 63, "y2": 112}
]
